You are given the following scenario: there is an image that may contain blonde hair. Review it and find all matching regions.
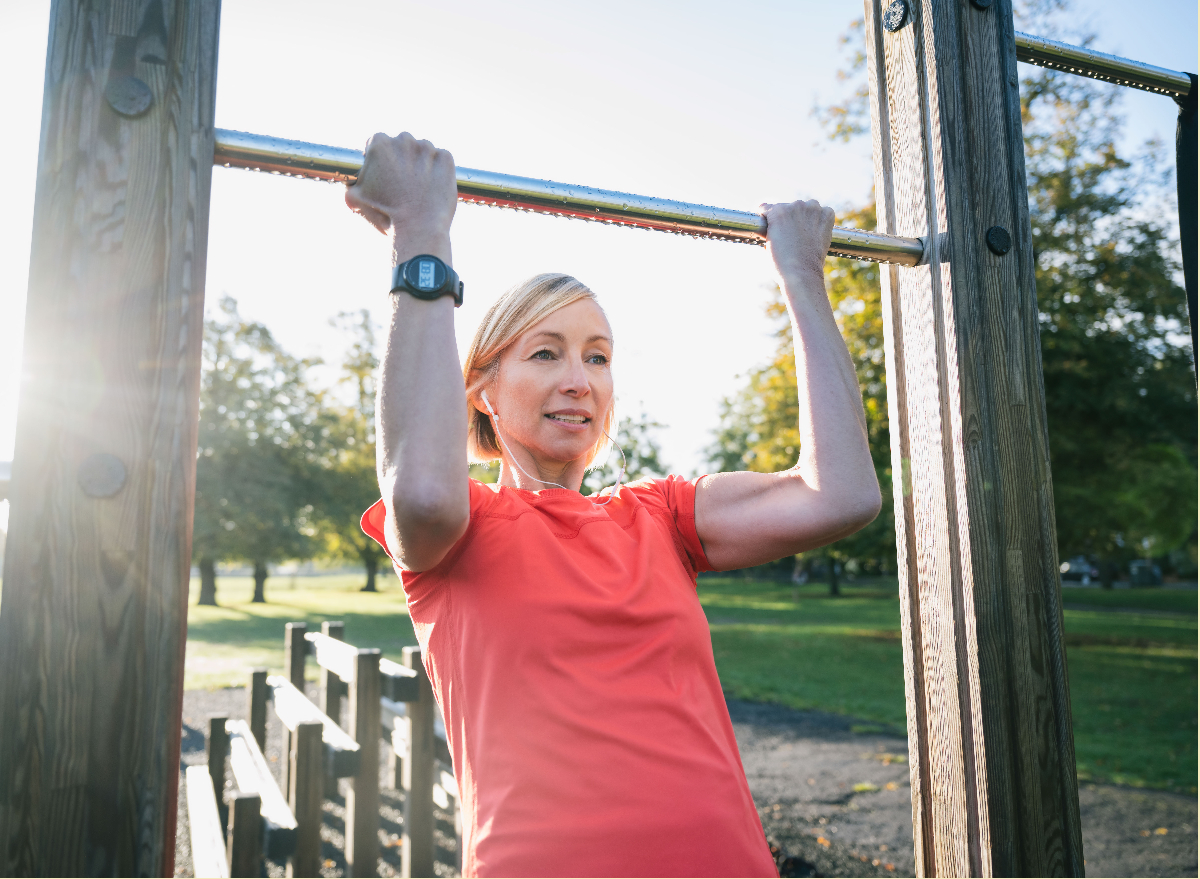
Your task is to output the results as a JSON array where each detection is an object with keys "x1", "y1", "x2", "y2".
[{"x1": 464, "y1": 273, "x2": 616, "y2": 468}]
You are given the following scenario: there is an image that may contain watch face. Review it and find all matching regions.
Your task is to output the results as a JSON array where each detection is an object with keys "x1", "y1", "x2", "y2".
[{"x1": 409, "y1": 257, "x2": 445, "y2": 292}]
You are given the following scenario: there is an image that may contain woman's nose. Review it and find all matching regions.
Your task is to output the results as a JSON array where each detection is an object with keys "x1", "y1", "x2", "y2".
[{"x1": 559, "y1": 358, "x2": 590, "y2": 396}]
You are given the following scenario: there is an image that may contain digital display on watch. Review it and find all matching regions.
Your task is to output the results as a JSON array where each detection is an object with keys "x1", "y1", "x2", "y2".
[{"x1": 417, "y1": 258, "x2": 437, "y2": 290}]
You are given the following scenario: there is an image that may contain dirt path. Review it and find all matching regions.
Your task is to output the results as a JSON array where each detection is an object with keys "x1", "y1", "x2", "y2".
[{"x1": 176, "y1": 689, "x2": 1196, "y2": 877}]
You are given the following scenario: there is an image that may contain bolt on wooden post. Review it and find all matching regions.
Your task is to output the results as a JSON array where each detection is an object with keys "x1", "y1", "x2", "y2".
[
  {"x1": 0, "y1": 1, "x2": 221, "y2": 874},
  {"x1": 863, "y1": 0, "x2": 1083, "y2": 875}
]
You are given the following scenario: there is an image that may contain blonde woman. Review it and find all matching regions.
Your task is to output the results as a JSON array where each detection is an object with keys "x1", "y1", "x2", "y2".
[{"x1": 349, "y1": 133, "x2": 881, "y2": 878}]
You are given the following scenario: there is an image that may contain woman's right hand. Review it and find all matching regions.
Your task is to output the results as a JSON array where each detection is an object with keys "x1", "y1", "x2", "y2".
[{"x1": 345, "y1": 132, "x2": 458, "y2": 254}]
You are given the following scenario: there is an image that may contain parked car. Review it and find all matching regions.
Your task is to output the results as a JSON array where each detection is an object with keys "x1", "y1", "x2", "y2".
[
  {"x1": 1129, "y1": 559, "x2": 1163, "y2": 587},
  {"x1": 1059, "y1": 556, "x2": 1099, "y2": 584}
]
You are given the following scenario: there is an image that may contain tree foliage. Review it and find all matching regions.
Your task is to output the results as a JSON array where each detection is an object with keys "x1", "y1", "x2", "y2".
[
  {"x1": 193, "y1": 297, "x2": 322, "y2": 604},
  {"x1": 714, "y1": 5, "x2": 1196, "y2": 583},
  {"x1": 306, "y1": 310, "x2": 391, "y2": 592}
]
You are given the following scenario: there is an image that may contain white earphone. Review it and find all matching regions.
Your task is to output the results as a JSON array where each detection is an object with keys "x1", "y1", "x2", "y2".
[{"x1": 479, "y1": 389, "x2": 626, "y2": 504}]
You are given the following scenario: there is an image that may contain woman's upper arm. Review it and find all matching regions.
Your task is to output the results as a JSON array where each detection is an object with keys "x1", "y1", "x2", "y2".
[
  {"x1": 380, "y1": 473, "x2": 470, "y2": 573},
  {"x1": 693, "y1": 469, "x2": 880, "y2": 571}
]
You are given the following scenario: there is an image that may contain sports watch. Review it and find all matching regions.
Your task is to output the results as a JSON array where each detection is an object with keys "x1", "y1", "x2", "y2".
[{"x1": 390, "y1": 254, "x2": 463, "y2": 306}]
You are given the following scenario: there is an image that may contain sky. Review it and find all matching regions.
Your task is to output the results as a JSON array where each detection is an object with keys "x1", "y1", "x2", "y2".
[{"x1": 0, "y1": 0, "x2": 1196, "y2": 533}]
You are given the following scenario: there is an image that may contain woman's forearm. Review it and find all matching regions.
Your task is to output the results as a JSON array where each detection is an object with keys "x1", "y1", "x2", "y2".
[
  {"x1": 376, "y1": 229, "x2": 469, "y2": 555},
  {"x1": 780, "y1": 266, "x2": 879, "y2": 517},
  {"x1": 346, "y1": 133, "x2": 469, "y2": 568}
]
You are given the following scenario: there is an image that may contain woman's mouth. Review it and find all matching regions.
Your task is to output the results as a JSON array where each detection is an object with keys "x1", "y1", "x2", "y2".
[{"x1": 545, "y1": 413, "x2": 590, "y2": 426}]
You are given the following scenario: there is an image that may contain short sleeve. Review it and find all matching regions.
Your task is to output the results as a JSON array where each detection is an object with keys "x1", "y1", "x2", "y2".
[
  {"x1": 360, "y1": 479, "x2": 501, "y2": 563},
  {"x1": 630, "y1": 474, "x2": 714, "y2": 576}
]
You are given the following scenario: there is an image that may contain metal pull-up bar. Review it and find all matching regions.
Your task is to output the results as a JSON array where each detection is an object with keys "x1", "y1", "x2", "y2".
[
  {"x1": 212, "y1": 129, "x2": 927, "y2": 266},
  {"x1": 1014, "y1": 31, "x2": 1193, "y2": 97}
]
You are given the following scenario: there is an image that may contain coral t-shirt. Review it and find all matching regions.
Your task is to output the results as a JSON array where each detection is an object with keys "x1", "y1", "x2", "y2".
[{"x1": 361, "y1": 476, "x2": 776, "y2": 878}]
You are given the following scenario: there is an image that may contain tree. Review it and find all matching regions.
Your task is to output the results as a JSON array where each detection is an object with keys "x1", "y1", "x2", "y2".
[
  {"x1": 193, "y1": 297, "x2": 319, "y2": 604},
  {"x1": 712, "y1": 4, "x2": 1196, "y2": 587},
  {"x1": 308, "y1": 310, "x2": 391, "y2": 593},
  {"x1": 581, "y1": 410, "x2": 670, "y2": 496}
]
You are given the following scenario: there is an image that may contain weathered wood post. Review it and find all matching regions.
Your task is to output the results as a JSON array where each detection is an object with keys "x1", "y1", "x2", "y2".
[
  {"x1": 0, "y1": 1, "x2": 221, "y2": 874},
  {"x1": 249, "y1": 668, "x2": 269, "y2": 751},
  {"x1": 346, "y1": 648, "x2": 382, "y2": 877},
  {"x1": 283, "y1": 622, "x2": 308, "y2": 796},
  {"x1": 287, "y1": 720, "x2": 324, "y2": 878},
  {"x1": 863, "y1": 0, "x2": 1083, "y2": 875},
  {"x1": 226, "y1": 792, "x2": 263, "y2": 879},
  {"x1": 402, "y1": 646, "x2": 435, "y2": 879},
  {"x1": 320, "y1": 621, "x2": 346, "y2": 797}
]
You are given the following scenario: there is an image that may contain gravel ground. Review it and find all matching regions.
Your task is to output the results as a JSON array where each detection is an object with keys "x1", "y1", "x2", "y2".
[{"x1": 176, "y1": 689, "x2": 1196, "y2": 878}]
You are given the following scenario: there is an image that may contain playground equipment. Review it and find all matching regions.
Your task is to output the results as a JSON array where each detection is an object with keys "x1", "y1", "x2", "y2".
[
  {"x1": 0, "y1": 1, "x2": 1193, "y2": 876},
  {"x1": 185, "y1": 621, "x2": 456, "y2": 878}
]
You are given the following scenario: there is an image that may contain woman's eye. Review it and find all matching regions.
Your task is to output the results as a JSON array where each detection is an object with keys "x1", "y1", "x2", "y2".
[
  {"x1": 589, "y1": 354, "x2": 609, "y2": 366},
  {"x1": 532, "y1": 349, "x2": 554, "y2": 360}
]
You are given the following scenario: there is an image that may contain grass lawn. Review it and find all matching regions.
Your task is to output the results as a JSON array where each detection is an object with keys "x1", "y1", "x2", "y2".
[{"x1": 183, "y1": 571, "x2": 1197, "y2": 793}]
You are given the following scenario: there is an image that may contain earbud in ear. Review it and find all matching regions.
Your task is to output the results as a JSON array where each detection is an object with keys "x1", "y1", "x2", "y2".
[{"x1": 480, "y1": 390, "x2": 498, "y2": 419}]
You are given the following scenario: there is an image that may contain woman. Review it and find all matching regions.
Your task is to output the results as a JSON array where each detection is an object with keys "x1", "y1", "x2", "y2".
[{"x1": 349, "y1": 132, "x2": 882, "y2": 877}]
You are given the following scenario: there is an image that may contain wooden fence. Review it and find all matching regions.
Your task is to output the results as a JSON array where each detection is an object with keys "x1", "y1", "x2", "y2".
[{"x1": 186, "y1": 621, "x2": 458, "y2": 878}]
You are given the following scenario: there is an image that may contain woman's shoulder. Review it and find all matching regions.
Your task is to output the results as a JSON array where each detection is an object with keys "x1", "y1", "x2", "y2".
[{"x1": 619, "y1": 473, "x2": 704, "y2": 513}]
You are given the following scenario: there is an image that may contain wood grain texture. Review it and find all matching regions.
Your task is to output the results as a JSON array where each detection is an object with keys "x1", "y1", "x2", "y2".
[
  {"x1": 401, "y1": 647, "x2": 435, "y2": 879},
  {"x1": 863, "y1": 0, "x2": 1084, "y2": 875},
  {"x1": 345, "y1": 649, "x2": 381, "y2": 878},
  {"x1": 287, "y1": 721, "x2": 324, "y2": 879},
  {"x1": 0, "y1": 1, "x2": 220, "y2": 875},
  {"x1": 185, "y1": 766, "x2": 230, "y2": 879}
]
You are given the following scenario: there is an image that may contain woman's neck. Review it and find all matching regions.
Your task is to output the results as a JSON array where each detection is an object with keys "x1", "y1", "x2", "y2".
[{"x1": 497, "y1": 445, "x2": 586, "y2": 492}]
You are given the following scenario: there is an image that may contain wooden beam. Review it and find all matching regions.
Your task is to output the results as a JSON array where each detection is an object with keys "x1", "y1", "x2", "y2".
[
  {"x1": 862, "y1": 0, "x2": 1083, "y2": 875},
  {"x1": 0, "y1": 1, "x2": 220, "y2": 873},
  {"x1": 345, "y1": 649, "x2": 381, "y2": 877},
  {"x1": 269, "y1": 675, "x2": 362, "y2": 778},
  {"x1": 227, "y1": 719, "x2": 297, "y2": 863},
  {"x1": 287, "y1": 721, "x2": 324, "y2": 879},
  {"x1": 249, "y1": 668, "x2": 269, "y2": 752},
  {"x1": 185, "y1": 766, "x2": 231, "y2": 879},
  {"x1": 226, "y1": 793, "x2": 262, "y2": 879},
  {"x1": 401, "y1": 647, "x2": 435, "y2": 879}
]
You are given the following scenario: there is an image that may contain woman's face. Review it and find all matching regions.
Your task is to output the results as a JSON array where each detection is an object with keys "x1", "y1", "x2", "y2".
[{"x1": 485, "y1": 299, "x2": 615, "y2": 470}]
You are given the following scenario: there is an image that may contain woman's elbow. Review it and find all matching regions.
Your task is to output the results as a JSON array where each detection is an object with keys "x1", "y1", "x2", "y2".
[
  {"x1": 391, "y1": 479, "x2": 468, "y2": 537},
  {"x1": 837, "y1": 481, "x2": 883, "y2": 534}
]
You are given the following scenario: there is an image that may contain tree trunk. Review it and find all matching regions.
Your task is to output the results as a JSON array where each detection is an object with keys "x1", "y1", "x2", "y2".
[
  {"x1": 1100, "y1": 558, "x2": 1115, "y2": 590},
  {"x1": 828, "y1": 554, "x2": 840, "y2": 597},
  {"x1": 361, "y1": 552, "x2": 378, "y2": 593},
  {"x1": 198, "y1": 558, "x2": 218, "y2": 606},
  {"x1": 252, "y1": 561, "x2": 268, "y2": 603}
]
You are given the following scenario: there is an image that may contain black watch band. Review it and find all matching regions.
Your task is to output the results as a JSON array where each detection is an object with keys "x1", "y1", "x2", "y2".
[{"x1": 390, "y1": 254, "x2": 464, "y2": 307}]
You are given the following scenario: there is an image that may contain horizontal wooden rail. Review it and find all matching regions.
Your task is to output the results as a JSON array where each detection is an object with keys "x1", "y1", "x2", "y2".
[
  {"x1": 268, "y1": 675, "x2": 361, "y2": 778},
  {"x1": 227, "y1": 719, "x2": 298, "y2": 862},
  {"x1": 185, "y1": 765, "x2": 231, "y2": 879},
  {"x1": 305, "y1": 632, "x2": 421, "y2": 702}
]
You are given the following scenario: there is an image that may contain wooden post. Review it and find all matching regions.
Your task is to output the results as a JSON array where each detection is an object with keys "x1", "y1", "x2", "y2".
[
  {"x1": 283, "y1": 622, "x2": 308, "y2": 797},
  {"x1": 345, "y1": 649, "x2": 381, "y2": 877},
  {"x1": 402, "y1": 647, "x2": 435, "y2": 879},
  {"x1": 287, "y1": 721, "x2": 324, "y2": 879},
  {"x1": 285, "y1": 622, "x2": 309, "y2": 690},
  {"x1": 249, "y1": 668, "x2": 269, "y2": 752},
  {"x1": 208, "y1": 715, "x2": 231, "y2": 805},
  {"x1": 0, "y1": 1, "x2": 221, "y2": 874},
  {"x1": 863, "y1": 0, "x2": 1083, "y2": 875},
  {"x1": 320, "y1": 621, "x2": 346, "y2": 798},
  {"x1": 226, "y1": 793, "x2": 263, "y2": 879}
]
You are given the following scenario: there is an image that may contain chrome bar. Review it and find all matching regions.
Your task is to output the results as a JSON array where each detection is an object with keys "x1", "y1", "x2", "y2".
[
  {"x1": 1014, "y1": 31, "x2": 1193, "y2": 97},
  {"x1": 212, "y1": 129, "x2": 926, "y2": 266}
]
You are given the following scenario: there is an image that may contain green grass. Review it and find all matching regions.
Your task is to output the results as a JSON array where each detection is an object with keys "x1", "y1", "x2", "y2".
[
  {"x1": 181, "y1": 572, "x2": 1197, "y2": 793},
  {"x1": 184, "y1": 573, "x2": 417, "y2": 690},
  {"x1": 697, "y1": 576, "x2": 1196, "y2": 793}
]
